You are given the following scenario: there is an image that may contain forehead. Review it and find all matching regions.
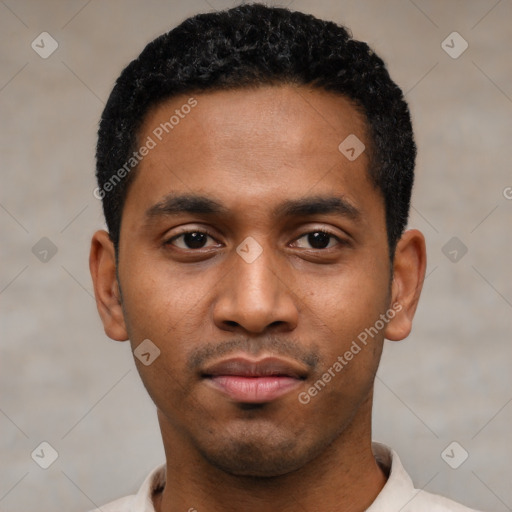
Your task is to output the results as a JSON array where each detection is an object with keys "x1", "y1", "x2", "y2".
[{"x1": 124, "y1": 84, "x2": 381, "y2": 225}]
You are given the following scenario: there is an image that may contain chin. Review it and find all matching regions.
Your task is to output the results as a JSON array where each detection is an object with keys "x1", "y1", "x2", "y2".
[
  {"x1": 202, "y1": 443, "x2": 306, "y2": 477},
  {"x1": 195, "y1": 425, "x2": 327, "y2": 478}
]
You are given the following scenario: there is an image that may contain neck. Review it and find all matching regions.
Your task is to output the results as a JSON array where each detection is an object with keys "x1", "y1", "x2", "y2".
[{"x1": 153, "y1": 395, "x2": 387, "y2": 512}]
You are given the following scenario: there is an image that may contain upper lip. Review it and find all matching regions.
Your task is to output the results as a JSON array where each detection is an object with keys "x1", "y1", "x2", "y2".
[{"x1": 201, "y1": 356, "x2": 308, "y2": 379}]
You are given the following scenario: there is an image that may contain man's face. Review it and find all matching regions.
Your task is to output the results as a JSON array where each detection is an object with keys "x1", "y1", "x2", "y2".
[{"x1": 116, "y1": 85, "x2": 392, "y2": 476}]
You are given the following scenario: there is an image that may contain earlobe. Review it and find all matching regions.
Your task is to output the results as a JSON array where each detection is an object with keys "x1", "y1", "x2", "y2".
[
  {"x1": 384, "y1": 229, "x2": 427, "y2": 342},
  {"x1": 89, "y1": 230, "x2": 129, "y2": 342}
]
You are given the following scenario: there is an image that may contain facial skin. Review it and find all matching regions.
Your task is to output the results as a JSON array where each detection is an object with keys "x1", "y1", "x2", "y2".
[{"x1": 90, "y1": 85, "x2": 426, "y2": 512}]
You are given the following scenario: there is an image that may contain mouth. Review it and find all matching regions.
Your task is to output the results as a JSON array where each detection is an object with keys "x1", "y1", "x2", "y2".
[{"x1": 201, "y1": 356, "x2": 308, "y2": 404}]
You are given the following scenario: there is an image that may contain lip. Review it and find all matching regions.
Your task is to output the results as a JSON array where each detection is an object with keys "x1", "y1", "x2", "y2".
[{"x1": 201, "y1": 356, "x2": 308, "y2": 403}]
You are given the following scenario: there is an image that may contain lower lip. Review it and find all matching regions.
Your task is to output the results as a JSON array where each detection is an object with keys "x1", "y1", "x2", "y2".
[{"x1": 206, "y1": 376, "x2": 302, "y2": 403}]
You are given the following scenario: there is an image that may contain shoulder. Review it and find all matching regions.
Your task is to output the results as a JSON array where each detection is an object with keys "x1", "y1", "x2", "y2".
[
  {"x1": 87, "y1": 463, "x2": 166, "y2": 512},
  {"x1": 402, "y1": 491, "x2": 483, "y2": 512},
  {"x1": 369, "y1": 442, "x2": 482, "y2": 512}
]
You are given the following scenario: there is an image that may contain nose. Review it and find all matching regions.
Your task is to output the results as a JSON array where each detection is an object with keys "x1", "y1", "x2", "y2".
[{"x1": 212, "y1": 241, "x2": 299, "y2": 334}]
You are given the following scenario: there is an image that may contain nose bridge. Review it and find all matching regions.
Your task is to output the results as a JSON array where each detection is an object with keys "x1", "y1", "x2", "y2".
[
  {"x1": 236, "y1": 240, "x2": 279, "y2": 300},
  {"x1": 213, "y1": 236, "x2": 298, "y2": 333}
]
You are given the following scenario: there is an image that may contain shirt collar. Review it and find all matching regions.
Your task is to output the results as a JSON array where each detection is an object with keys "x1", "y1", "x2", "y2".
[
  {"x1": 130, "y1": 442, "x2": 415, "y2": 512},
  {"x1": 367, "y1": 442, "x2": 419, "y2": 511}
]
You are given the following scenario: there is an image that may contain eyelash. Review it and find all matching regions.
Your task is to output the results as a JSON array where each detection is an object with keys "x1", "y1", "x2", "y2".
[{"x1": 165, "y1": 228, "x2": 346, "y2": 251}]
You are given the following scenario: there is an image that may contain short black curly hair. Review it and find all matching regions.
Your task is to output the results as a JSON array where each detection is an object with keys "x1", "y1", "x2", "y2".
[{"x1": 95, "y1": 3, "x2": 416, "y2": 257}]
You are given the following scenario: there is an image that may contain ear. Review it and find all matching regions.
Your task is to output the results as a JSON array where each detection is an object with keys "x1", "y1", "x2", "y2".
[
  {"x1": 384, "y1": 229, "x2": 427, "y2": 341},
  {"x1": 89, "y1": 230, "x2": 128, "y2": 341}
]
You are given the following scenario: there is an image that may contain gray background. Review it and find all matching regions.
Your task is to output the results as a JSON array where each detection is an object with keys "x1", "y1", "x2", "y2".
[{"x1": 1, "y1": 0, "x2": 511, "y2": 510}]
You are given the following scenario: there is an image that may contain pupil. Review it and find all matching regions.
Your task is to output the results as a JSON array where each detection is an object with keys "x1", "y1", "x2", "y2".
[
  {"x1": 309, "y1": 232, "x2": 330, "y2": 249},
  {"x1": 185, "y1": 232, "x2": 207, "y2": 249}
]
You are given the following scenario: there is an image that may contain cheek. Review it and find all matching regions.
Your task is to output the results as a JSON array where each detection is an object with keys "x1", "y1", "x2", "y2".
[
  {"x1": 120, "y1": 255, "x2": 209, "y2": 341},
  {"x1": 308, "y1": 259, "x2": 390, "y2": 334},
  {"x1": 303, "y1": 259, "x2": 390, "y2": 390},
  {"x1": 118, "y1": 257, "x2": 214, "y2": 393},
  {"x1": 118, "y1": 265, "x2": 200, "y2": 413}
]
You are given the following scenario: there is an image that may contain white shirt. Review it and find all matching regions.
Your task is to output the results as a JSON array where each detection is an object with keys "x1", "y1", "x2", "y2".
[{"x1": 91, "y1": 442, "x2": 482, "y2": 512}]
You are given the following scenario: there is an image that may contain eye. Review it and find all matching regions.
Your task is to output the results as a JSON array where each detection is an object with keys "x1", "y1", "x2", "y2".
[
  {"x1": 293, "y1": 230, "x2": 343, "y2": 250},
  {"x1": 166, "y1": 230, "x2": 218, "y2": 250},
  {"x1": 165, "y1": 228, "x2": 346, "y2": 252}
]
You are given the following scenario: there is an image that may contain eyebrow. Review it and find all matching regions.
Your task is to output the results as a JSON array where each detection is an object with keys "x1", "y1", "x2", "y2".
[
  {"x1": 144, "y1": 193, "x2": 361, "y2": 223},
  {"x1": 273, "y1": 195, "x2": 360, "y2": 220}
]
